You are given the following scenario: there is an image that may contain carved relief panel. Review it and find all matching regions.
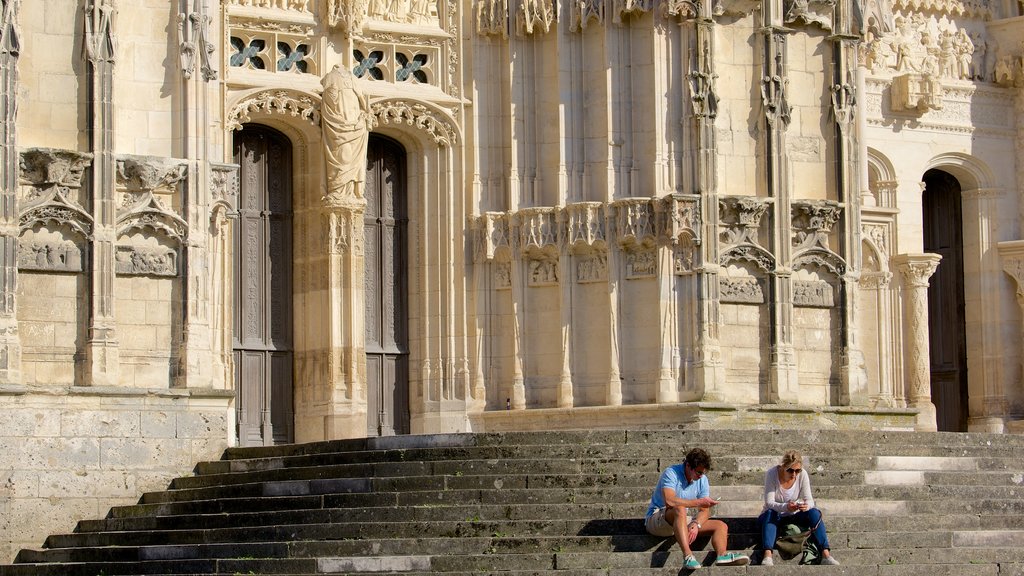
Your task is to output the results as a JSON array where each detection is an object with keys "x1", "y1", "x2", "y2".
[
  {"x1": 17, "y1": 149, "x2": 94, "y2": 274},
  {"x1": 115, "y1": 156, "x2": 189, "y2": 278}
]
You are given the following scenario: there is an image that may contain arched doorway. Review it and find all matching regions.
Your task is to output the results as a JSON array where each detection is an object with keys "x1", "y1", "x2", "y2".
[
  {"x1": 232, "y1": 125, "x2": 295, "y2": 446},
  {"x1": 364, "y1": 135, "x2": 410, "y2": 436},
  {"x1": 922, "y1": 169, "x2": 968, "y2": 432}
]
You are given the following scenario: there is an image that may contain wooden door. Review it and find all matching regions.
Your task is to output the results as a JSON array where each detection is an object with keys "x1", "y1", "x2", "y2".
[
  {"x1": 922, "y1": 169, "x2": 968, "y2": 432},
  {"x1": 232, "y1": 125, "x2": 294, "y2": 446},
  {"x1": 364, "y1": 135, "x2": 410, "y2": 436}
]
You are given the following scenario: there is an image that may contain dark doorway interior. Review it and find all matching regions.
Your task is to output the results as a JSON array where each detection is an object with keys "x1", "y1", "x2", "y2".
[
  {"x1": 922, "y1": 169, "x2": 968, "y2": 432},
  {"x1": 232, "y1": 125, "x2": 294, "y2": 446},
  {"x1": 364, "y1": 135, "x2": 410, "y2": 436}
]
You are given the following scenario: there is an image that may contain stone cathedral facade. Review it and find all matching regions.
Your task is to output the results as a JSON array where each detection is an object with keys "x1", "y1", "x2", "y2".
[{"x1": 1, "y1": 0, "x2": 1024, "y2": 561}]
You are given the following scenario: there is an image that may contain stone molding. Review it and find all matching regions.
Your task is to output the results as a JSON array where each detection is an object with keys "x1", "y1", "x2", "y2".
[{"x1": 226, "y1": 89, "x2": 321, "y2": 131}]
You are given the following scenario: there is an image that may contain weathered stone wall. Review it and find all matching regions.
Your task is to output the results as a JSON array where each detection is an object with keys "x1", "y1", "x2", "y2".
[{"x1": 0, "y1": 390, "x2": 231, "y2": 564}]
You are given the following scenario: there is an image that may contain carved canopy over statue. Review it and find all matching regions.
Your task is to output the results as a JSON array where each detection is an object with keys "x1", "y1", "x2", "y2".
[{"x1": 321, "y1": 64, "x2": 370, "y2": 201}]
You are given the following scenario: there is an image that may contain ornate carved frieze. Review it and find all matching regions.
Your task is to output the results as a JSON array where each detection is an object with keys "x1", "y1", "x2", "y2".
[
  {"x1": 794, "y1": 251, "x2": 846, "y2": 277},
  {"x1": 114, "y1": 245, "x2": 177, "y2": 277},
  {"x1": 227, "y1": 0, "x2": 314, "y2": 12},
  {"x1": 84, "y1": 0, "x2": 117, "y2": 64},
  {"x1": 476, "y1": 0, "x2": 508, "y2": 36},
  {"x1": 18, "y1": 149, "x2": 94, "y2": 239},
  {"x1": 515, "y1": 207, "x2": 560, "y2": 253},
  {"x1": 475, "y1": 212, "x2": 512, "y2": 261},
  {"x1": 614, "y1": 198, "x2": 655, "y2": 250},
  {"x1": 625, "y1": 249, "x2": 656, "y2": 279},
  {"x1": 370, "y1": 99, "x2": 459, "y2": 147},
  {"x1": 227, "y1": 89, "x2": 320, "y2": 130},
  {"x1": 863, "y1": 14, "x2": 986, "y2": 83},
  {"x1": 793, "y1": 280, "x2": 835, "y2": 307},
  {"x1": 571, "y1": 0, "x2": 604, "y2": 31},
  {"x1": 783, "y1": 0, "x2": 835, "y2": 31},
  {"x1": 517, "y1": 0, "x2": 555, "y2": 35},
  {"x1": 178, "y1": 0, "x2": 217, "y2": 81},
  {"x1": 116, "y1": 155, "x2": 188, "y2": 209},
  {"x1": 720, "y1": 277, "x2": 765, "y2": 304},
  {"x1": 890, "y1": 0, "x2": 994, "y2": 20},
  {"x1": 612, "y1": 0, "x2": 652, "y2": 23},
  {"x1": 663, "y1": 0, "x2": 698, "y2": 18},
  {"x1": 565, "y1": 202, "x2": 606, "y2": 251},
  {"x1": 719, "y1": 196, "x2": 770, "y2": 246},
  {"x1": 115, "y1": 156, "x2": 188, "y2": 243},
  {"x1": 721, "y1": 244, "x2": 775, "y2": 272},
  {"x1": 576, "y1": 252, "x2": 607, "y2": 282},
  {"x1": 210, "y1": 162, "x2": 240, "y2": 215},
  {"x1": 658, "y1": 194, "x2": 701, "y2": 246},
  {"x1": 792, "y1": 200, "x2": 841, "y2": 251}
]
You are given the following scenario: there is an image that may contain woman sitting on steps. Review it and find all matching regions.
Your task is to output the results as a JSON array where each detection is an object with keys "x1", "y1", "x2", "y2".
[{"x1": 759, "y1": 450, "x2": 840, "y2": 566}]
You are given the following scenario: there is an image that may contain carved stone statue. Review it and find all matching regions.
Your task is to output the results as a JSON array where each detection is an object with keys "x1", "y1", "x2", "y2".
[{"x1": 321, "y1": 64, "x2": 370, "y2": 201}]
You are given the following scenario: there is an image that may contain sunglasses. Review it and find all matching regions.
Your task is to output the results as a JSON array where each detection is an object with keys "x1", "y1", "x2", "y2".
[{"x1": 786, "y1": 467, "x2": 802, "y2": 474}]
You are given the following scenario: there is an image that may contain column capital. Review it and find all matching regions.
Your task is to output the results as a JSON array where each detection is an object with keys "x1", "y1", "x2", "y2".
[{"x1": 893, "y1": 253, "x2": 942, "y2": 288}]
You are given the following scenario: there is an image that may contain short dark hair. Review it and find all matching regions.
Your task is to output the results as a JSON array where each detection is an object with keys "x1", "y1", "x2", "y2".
[{"x1": 685, "y1": 448, "x2": 712, "y2": 471}]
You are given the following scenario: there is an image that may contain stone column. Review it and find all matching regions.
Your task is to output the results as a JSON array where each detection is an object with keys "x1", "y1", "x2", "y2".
[
  {"x1": 894, "y1": 253, "x2": 941, "y2": 431},
  {"x1": 82, "y1": 0, "x2": 120, "y2": 386},
  {"x1": 208, "y1": 163, "x2": 239, "y2": 391},
  {"x1": 556, "y1": 209, "x2": 573, "y2": 409},
  {"x1": 0, "y1": 0, "x2": 22, "y2": 384},
  {"x1": 605, "y1": 205, "x2": 622, "y2": 406}
]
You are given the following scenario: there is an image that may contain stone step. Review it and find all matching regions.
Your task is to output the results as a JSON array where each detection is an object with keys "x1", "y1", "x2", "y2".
[
  {"x1": 218, "y1": 430, "x2": 1024, "y2": 462},
  {"x1": 167, "y1": 454, "x2": 1024, "y2": 494},
  {"x1": 110, "y1": 483, "x2": 1024, "y2": 523},
  {"x1": 45, "y1": 511, "x2": 1024, "y2": 551},
  {"x1": 198, "y1": 442, "x2": 1024, "y2": 475},
  {"x1": 23, "y1": 528, "x2": 1024, "y2": 564}
]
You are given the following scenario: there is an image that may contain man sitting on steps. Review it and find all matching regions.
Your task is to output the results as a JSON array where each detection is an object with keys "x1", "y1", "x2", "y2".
[{"x1": 644, "y1": 447, "x2": 750, "y2": 570}]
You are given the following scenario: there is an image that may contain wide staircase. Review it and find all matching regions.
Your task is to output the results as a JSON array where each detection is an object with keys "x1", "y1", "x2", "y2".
[{"x1": 3, "y1": 429, "x2": 1024, "y2": 575}]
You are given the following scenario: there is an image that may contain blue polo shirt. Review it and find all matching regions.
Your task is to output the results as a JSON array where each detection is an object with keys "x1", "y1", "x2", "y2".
[{"x1": 646, "y1": 463, "x2": 710, "y2": 518}]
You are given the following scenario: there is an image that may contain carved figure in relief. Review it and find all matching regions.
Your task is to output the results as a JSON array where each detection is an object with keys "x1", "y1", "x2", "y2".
[
  {"x1": 321, "y1": 64, "x2": 371, "y2": 201},
  {"x1": 994, "y1": 55, "x2": 1014, "y2": 87},
  {"x1": 954, "y1": 29, "x2": 973, "y2": 80},
  {"x1": 410, "y1": 0, "x2": 434, "y2": 23},
  {"x1": 970, "y1": 33, "x2": 986, "y2": 81},
  {"x1": 529, "y1": 259, "x2": 558, "y2": 284}
]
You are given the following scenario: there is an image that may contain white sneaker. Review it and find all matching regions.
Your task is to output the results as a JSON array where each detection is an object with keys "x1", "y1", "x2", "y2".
[
  {"x1": 821, "y1": 556, "x2": 839, "y2": 565},
  {"x1": 761, "y1": 555, "x2": 774, "y2": 566}
]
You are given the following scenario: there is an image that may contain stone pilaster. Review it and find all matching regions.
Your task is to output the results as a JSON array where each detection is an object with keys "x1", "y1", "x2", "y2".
[
  {"x1": 175, "y1": 0, "x2": 219, "y2": 389},
  {"x1": 556, "y1": 210, "x2": 573, "y2": 409},
  {"x1": 894, "y1": 253, "x2": 942, "y2": 431},
  {"x1": 321, "y1": 199, "x2": 369, "y2": 438},
  {"x1": 687, "y1": 4, "x2": 725, "y2": 400},
  {"x1": 997, "y1": 240, "x2": 1024, "y2": 428},
  {"x1": 761, "y1": 0, "x2": 799, "y2": 403},
  {"x1": 0, "y1": 0, "x2": 21, "y2": 384},
  {"x1": 832, "y1": 7, "x2": 869, "y2": 405},
  {"x1": 962, "y1": 188, "x2": 1008, "y2": 432},
  {"x1": 82, "y1": 0, "x2": 120, "y2": 386},
  {"x1": 208, "y1": 163, "x2": 238, "y2": 391},
  {"x1": 605, "y1": 205, "x2": 622, "y2": 406}
]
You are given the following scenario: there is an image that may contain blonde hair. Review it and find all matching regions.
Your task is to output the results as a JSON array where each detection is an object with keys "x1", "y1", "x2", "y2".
[{"x1": 781, "y1": 450, "x2": 802, "y2": 469}]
